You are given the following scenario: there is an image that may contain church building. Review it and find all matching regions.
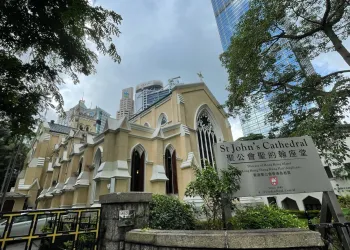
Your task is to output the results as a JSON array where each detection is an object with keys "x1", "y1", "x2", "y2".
[{"x1": 13, "y1": 82, "x2": 232, "y2": 209}]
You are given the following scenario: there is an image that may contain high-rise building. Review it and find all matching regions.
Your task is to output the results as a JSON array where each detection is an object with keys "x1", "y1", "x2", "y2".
[
  {"x1": 117, "y1": 87, "x2": 134, "y2": 120},
  {"x1": 57, "y1": 100, "x2": 110, "y2": 134},
  {"x1": 211, "y1": 0, "x2": 315, "y2": 136},
  {"x1": 135, "y1": 80, "x2": 171, "y2": 114}
]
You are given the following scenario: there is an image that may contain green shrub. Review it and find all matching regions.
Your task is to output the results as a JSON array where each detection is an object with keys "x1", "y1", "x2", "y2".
[
  {"x1": 194, "y1": 219, "x2": 223, "y2": 230},
  {"x1": 149, "y1": 194, "x2": 196, "y2": 230},
  {"x1": 230, "y1": 205, "x2": 307, "y2": 230},
  {"x1": 338, "y1": 195, "x2": 350, "y2": 209},
  {"x1": 185, "y1": 163, "x2": 241, "y2": 228},
  {"x1": 285, "y1": 210, "x2": 320, "y2": 219}
]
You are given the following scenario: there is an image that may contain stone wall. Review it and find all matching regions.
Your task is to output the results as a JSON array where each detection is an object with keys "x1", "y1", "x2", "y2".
[
  {"x1": 124, "y1": 229, "x2": 324, "y2": 250},
  {"x1": 99, "y1": 192, "x2": 325, "y2": 250},
  {"x1": 99, "y1": 192, "x2": 152, "y2": 250}
]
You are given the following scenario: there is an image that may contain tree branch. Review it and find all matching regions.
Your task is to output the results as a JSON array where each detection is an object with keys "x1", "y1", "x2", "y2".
[
  {"x1": 322, "y1": 0, "x2": 332, "y2": 25},
  {"x1": 323, "y1": 26, "x2": 350, "y2": 66},
  {"x1": 328, "y1": 0, "x2": 347, "y2": 25},
  {"x1": 274, "y1": 26, "x2": 323, "y2": 40},
  {"x1": 321, "y1": 70, "x2": 350, "y2": 79},
  {"x1": 291, "y1": 5, "x2": 321, "y2": 25}
]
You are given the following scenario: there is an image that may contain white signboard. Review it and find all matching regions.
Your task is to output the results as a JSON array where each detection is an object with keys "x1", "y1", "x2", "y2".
[{"x1": 214, "y1": 136, "x2": 333, "y2": 197}]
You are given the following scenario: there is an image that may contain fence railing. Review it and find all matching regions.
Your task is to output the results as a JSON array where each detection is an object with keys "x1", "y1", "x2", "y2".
[{"x1": 0, "y1": 207, "x2": 100, "y2": 250}]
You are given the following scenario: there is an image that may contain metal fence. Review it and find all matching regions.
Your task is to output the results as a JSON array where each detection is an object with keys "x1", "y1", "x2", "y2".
[
  {"x1": 0, "y1": 207, "x2": 100, "y2": 250},
  {"x1": 310, "y1": 222, "x2": 350, "y2": 250}
]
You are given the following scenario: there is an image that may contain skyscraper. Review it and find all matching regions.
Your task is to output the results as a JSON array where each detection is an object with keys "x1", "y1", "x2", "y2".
[
  {"x1": 135, "y1": 80, "x2": 171, "y2": 114},
  {"x1": 211, "y1": 0, "x2": 315, "y2": 136},
  {"x1": 117, "y1": 87, "x2": 134, "y2": 120}
]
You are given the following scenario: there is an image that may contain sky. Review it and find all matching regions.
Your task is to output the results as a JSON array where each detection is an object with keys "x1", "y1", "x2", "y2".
[{"x1": 47, "y1": 0, "x2": 350, "y2": 140}]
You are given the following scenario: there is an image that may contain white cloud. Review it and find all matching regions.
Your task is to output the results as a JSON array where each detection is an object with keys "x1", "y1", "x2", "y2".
[
  {"x1": 49, "y1": 0, "x2": 231, "y2": 122},
  {"x1": 312, "y1": 38, "x2": 350, "y2": 74},
  {"x1": 229, "y1": 117, "x2": 243, "y2": 140},
  {"x1": 46, "y1": 0, "x2": 350, "y2": 141}
]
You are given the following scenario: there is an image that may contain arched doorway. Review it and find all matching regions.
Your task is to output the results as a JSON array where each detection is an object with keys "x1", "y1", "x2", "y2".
[
  {"x1": 281, "y1": 197, "x2": 299, "y2": 210},
  {"x1": 303, "y1": 196, "x2": 321, "y2": 210},
  {"x1": 130, "y1": 145, "x2": 145, "y2": 192},
  {"x1": 90, "y1": 148, "x2": 102, "y2": 204},
  {"x1": 164, "y1": 147, "x2": 178, "y2": 195}
]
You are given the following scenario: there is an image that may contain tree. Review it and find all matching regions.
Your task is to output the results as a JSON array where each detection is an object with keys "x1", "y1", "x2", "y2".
[
  {"x1": 220, "y1": 0, "x2": 350, "y2": 167},
  {"x1": 185, "y1": 163, "x2": 241, "y2": 229},
  {"x1": 0, "y1": 0, "x2": 122, "y2": 136},
  {"x1": 237, "y1": 133, "x2": 264, "y2": 141},
  {"x1": 0, "y1": 127, "x2": 29, "y2": 192}
]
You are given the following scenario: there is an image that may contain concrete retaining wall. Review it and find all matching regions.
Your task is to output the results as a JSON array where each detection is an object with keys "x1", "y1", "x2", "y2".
[
  {"x1": 99, "y1": 192, "x2": 324, "y2": 250},
  {"x1": 125, "y1": 229, "x2": 324, "y2": 250}
]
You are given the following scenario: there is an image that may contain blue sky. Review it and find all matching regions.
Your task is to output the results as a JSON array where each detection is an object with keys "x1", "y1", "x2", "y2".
[{"x1": 47, "y1": 0, "x2": 350, "y2": 139}]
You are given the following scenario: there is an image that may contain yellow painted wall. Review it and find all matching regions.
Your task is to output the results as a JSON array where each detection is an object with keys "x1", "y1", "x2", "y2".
[
  {"x1": 11, "y1": 198, "x2": 25, "y2": 212},
  {"x1": 95, "y1": 180, "x2": 109, "y2": 201},
  {"x1": 16, "y1": 83, "x2": 234, "y2": 209},
  {"x1": 27, "y1": 189, "x2": 39, "y2": 208},
  {"x1": 50, "y1": 195, "x2": 61, "y2": 208},
  {"x1": 72, "y1": 187, "x2": 88, "y2": 207},
  {"x1": 60, "y1": 192, "x2": 73, "y2": 207}
]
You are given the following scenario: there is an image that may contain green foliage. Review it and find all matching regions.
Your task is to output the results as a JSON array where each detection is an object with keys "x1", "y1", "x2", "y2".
[
  {"x1": 285, "y1": 210, "x2": 320, "y2": 219},
  {"x1": 0, "y1": 0, "x2": 122, "y2": 136},
  {"x1": 220, "y1": 0, "x2": 350, "y2": 168},
  {"x1": 185, "y1": 163, "x2": 241, "y2": 229},
  {"x1": 237, "y1": 133, "x2": 264, "y2": 141},
  {"x1": 230, "y1": 205, "x2": 307, "y2": 230},
  {"x1": 149, "y1": 194, "x2": 196, "y2": 230},
  {"x1": 333, "y1": 163, "x2": 350, "y2": 179},
  {"x1": 0, "y1": 127, "x2": 29, "y2": 191},
  {"x1": 336, "y1": 196, "x2": 350, "y2": 221},
  {"x1": 194, "y1": 219, "x2": 223, "y2": 230}
]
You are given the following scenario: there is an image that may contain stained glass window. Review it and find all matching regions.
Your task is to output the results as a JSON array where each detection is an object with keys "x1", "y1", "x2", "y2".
[{"x1": 197, "y1": 110, "x2": 217, "y2": 168}]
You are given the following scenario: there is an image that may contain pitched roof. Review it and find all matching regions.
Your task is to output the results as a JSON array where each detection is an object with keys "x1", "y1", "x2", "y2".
[
  {"x1": 0, "y1": 192, "x2": 28, "y2": 198},
  {"x1": 129, "y1": 82, "x2": 226, "y2": 121},
  {"x1": 47, "y1": 122, "x2": 73, "y2": 135}
]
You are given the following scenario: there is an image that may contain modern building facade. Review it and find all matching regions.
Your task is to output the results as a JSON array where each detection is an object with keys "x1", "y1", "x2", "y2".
[
  {"x1": 57, "y1": 100, "x2": 110, "y2": 134},
  {"x1": 116, "y1": 87, "x2": 134, "y2": 120},
  {"x1": 12, "y1": 82, "x2": 234, "y2": 210},
  {"x1": 135, "y1": 80, "x2": 171, "y2": 114},
  {"x1": 210, "y1": 0, "x2": 350, "y2": 210},
  {"x1": 211, "y1": 0, "x2": 315, "y2": 136}
]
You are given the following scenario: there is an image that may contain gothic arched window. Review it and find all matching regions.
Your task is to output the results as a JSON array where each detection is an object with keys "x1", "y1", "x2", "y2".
[
  {"x1": 158, "y1": 113, "x2": 168, "y2": 127},
  {"x1": 197, "y1": 110, "x2": 217, "y2": 168}
]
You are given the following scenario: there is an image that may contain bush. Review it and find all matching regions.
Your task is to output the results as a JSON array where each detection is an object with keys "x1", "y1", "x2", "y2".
[
  {"x1": 194, "y1": 219, "x2": 223, "y2": 230},
  {"x1": 149, "y1": 194, "x2": 196, "y2": 230},
  {"x1": 230, "y1": 205, "x2": 307, "y2": 230},
  {"x1": 338, "y1": 195, "x2": 350, "y2": 209},
  {"x1": 286, "y1": 210, "x2": 320, "y2": 219},
  {"x1": 185, "y1": 163, "x2": 241, "y2": 228}
]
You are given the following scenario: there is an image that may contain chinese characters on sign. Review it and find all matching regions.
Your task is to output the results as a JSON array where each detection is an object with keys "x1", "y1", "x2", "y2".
[
  {"x1": 214, "y1": 136, "x2": 333, "y2": 197},
  {"x1": 223, "y1": 140, "x2": 309, "y2": 163}
]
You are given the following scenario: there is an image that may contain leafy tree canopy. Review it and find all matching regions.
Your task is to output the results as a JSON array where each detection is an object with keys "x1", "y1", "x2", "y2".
[
  {"x1": 237, "y1": 133, "x2": 265, "y2": 141},
  {"x1": 0, "y1": 127, "x2": 29, "y2": 193},
  {"x1": 0, "y1": 0, "x2": 122, "y2": 136},
  {"x1": 221, "y1": 0, "x2": 350, "y2": 166}
]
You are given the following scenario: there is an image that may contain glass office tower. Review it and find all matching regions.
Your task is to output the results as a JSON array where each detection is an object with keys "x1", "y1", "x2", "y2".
[{"x1": 211, "y1": 0, "x2": 315, "y2": 136}]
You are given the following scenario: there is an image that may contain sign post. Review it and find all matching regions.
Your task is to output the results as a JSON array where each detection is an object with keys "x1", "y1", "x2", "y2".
[
  {"x1": 214, "y1": 136, "x2": 333, "y2": 196},
  {"x1": 214, "y1": 136, "x2": 350, "y2": 248}
]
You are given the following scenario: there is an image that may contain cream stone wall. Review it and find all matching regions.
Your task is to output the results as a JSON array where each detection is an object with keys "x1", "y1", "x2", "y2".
[{"x1": 15, "y1": 83, "x2": 235, "y2": 209}]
